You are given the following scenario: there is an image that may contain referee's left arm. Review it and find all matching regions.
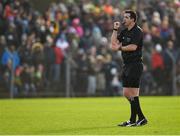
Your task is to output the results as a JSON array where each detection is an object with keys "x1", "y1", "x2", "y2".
[{"x1": 120, "y1": 44, "x2": 137, "y2": 51}]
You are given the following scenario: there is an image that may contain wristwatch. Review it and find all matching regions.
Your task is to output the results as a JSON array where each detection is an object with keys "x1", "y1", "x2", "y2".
[{"x1": 113, "y1": 28, "x2": 118, "y2": 31}]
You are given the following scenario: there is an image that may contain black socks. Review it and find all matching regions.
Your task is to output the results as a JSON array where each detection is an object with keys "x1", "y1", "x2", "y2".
[
  {"x1": 129, "y1": 97, "x2": 137, "y2": 123},
  {"x1": 129, "y1": 96, "x2": 145, "y2": 122},
  {"x1": 134, "y1": 96, "x2": 145, "y2": 120}
]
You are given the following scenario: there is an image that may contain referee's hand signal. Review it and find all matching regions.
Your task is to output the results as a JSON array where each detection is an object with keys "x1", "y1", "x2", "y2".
[{"x1": 114, "y1": 22, "x2": 120, "y2": 29}]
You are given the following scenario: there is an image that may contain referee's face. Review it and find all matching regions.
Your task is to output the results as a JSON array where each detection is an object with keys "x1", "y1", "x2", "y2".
[{"x1": 123, "y1": 13, "x2": 133, "y2": 27}]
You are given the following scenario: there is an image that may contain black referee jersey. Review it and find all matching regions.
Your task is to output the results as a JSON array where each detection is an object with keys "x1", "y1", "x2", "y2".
[{"x1": 117, "y1": 24, "x2": 143, "y2": 64}]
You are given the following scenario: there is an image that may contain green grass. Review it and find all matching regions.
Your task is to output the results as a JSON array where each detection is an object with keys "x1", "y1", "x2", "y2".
[{"x1": 0, "y1": 96, "x2": 180, "y2": 135}]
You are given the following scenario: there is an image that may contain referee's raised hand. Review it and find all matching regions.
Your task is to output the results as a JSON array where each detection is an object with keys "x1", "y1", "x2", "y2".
[
  {"x1": 113, "y1": 22, "x2": 120, "y2": 29},
  {"x1": 110, "y1": 21, "x2": 122, "y2": 51}
]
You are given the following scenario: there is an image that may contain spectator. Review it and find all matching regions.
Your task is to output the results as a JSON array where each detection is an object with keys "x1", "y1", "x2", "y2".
[
  {"x1": 1, "y1": 44, "x2": 20, "y2": 71},
  {"x1": 151, "y1": 44, "x2": 164, "y2": 93},
  {"x1": 87, "y1": 48, "x2": 97, "y2": 96},
  {"x1": 75, "y1": 49, "x2": 88, "y2": 94},
  {"x1": 44, "y1": 35, "x2": 55, "y2": 86},
  {"x1": 104, "y1": 54, "x2": 119, "y2": 96},
  {"x1": 163, "y1": 40, "x2": 176, "y2": 95},
  {"x1": 1, "y1": 44, "x2": 20, "y2": 93},
  {"x1": 52, "y1": 44, "x2": 64, "y2": 83},
  {"x1": 95, "y1": 54, "x2": 106, "y2": 95},
  {"x1": 21, "y1": 64, "x2": 36, "y2": 96}
]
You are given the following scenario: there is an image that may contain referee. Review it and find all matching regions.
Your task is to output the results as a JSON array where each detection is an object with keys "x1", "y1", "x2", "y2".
[{"x1": 110, "y1": 10, "x2": 147, "y2": 127}]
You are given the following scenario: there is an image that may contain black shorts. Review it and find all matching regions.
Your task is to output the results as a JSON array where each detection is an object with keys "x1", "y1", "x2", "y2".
[{"x1": 122, "y1": 62, "x2": 143, "y2": 88}]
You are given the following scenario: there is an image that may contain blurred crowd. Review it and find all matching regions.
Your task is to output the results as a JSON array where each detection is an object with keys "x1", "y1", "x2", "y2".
[{"x1": 0, "y1": 0, "x2": 180, "y2": 97}]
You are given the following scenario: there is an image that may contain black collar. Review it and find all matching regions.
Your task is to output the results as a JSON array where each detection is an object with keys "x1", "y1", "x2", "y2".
[{"x1": 128, "y1": 23, "x2": 137, "y2": 31}]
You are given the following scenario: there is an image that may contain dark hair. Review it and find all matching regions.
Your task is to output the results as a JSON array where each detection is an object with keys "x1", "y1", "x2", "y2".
[{"x1": 124, "y1": 10, "x2": 137, "y2": 22}]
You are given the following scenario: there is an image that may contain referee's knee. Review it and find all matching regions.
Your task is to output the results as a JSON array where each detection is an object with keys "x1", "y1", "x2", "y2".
[{"x1": 123, "y1": 90, "x2": 131, "y2": 98}]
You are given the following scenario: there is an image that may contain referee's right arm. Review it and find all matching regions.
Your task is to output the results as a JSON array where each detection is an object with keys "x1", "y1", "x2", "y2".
[{"x1": 110, "y1": 22, "x2": 121, "y2": 51}]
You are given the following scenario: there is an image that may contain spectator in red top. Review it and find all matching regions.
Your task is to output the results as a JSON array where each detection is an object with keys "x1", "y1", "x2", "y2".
[
  {"x1": 151, "y1": 44, "x2": 165, "y2": 92},
  {"x1": 152, "y1": 44, "x2": 164, "y2": 70},
  {"x1": 52, "y1": 45, "x2": 64, "y2": 82},
  {"x1": 4, "y1": 4, "x2": 14, "y2": 21}
]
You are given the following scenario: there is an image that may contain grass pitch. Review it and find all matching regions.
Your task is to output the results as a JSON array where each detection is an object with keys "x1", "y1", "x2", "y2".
[{"x1": 0, "y1": 96, "x2": 180, "y2": 135}]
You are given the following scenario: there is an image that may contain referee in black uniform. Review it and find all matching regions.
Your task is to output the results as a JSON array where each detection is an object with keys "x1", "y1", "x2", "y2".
[{"x1": 111, "y1": 10, "x2": 147, "y2": 126}]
